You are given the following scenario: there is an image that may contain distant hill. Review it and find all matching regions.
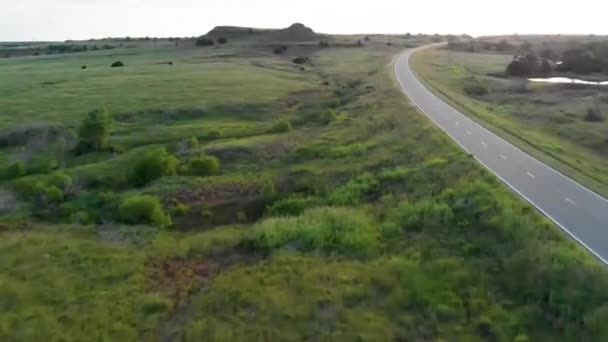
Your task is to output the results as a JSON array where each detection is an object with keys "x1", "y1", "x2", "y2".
[{"x1": 203, "y1": 23, "x2": 324, "y2": 43}]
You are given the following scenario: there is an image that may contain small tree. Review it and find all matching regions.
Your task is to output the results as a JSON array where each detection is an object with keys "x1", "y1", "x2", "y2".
[
  {"x1": 111, "y1": 61, "x2": 124, "y2": 67},
  {"x1": 76, "y1": 108, "x2": 113, "y2": 153}
]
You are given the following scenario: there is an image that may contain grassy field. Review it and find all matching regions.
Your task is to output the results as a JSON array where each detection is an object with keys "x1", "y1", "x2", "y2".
[
  {"x1": 411, "y1": 47, "x2": 608, "y2": 198},
  {"x1": 2, "y1": 30, "x2": 608, "y2": 341}
]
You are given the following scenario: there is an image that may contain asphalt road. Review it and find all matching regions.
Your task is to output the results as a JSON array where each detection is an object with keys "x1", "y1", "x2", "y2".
[{"x1": 395, "y1": 46, "x2": 608, "y2": 265}]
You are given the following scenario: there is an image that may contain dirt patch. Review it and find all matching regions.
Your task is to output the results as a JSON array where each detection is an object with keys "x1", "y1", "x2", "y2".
[
  {"x1": 172, "y1": 196, "x2": 269, "y2": 230},
  {"x1": 146, "y1": 258, "x2": 218, "y2": 310},
  {"x1": 169, "y1": 182, "x2": 273, "y2": 230},
  {"x1": 153, "y1": 250, "x2": 262, "y2": 341},
  {"x1": 205, "y1": 146, "x2": 254, "y2": 163},
  {"x1": 206, "y1": 140, "x2": 295, "y2": 164},
  {"x1": 172, "y1": 182, "x2": 260, "y2": 204}
]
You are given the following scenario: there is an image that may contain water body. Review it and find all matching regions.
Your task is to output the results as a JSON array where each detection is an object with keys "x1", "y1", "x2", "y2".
[{"x1": 528, "y1": 77, "x2": 608, "y2": 86}]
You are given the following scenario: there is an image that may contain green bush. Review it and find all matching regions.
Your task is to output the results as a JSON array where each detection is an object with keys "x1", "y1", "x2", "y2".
[
  {"x1": 207, "y1": 130, "x2": 223, "y2": 139},
  {"x1": 5, "y1": 162, "x2": 26, "y2": 179},
  {"x1": 267, "y1": 119, "x2": 292, "y2": 134},
  {"x1": 13, "y1": 178, "x2": 64, "y2": 204},
  {"x1": 186, "y1": 136, "x2": 199, "y2": 149},
  {"x1": 118, "y1": 195, "x2": 172, "y2": 227},
  {"x1": 27, "y1": 157, "x2": 58, "y2": 174},
  {"x1": 266, "y1": 196, "x2": 321, "y2": 217},
  {"x1": 393, "y1": 200, "x2": 455, "y2": 232},
  {"x1": 245, "y1": 207, "x2": 378, "y2": 257},
  {"x1": 464, "y1": 84, "x2": 489, "y2": 96},
  {"x1": 69, "y1": 210, "x2": 91, "y2": 224},
  {"x1": 131, "y1": 148, "x2": 180, "y2": 186},
  {"x1": 172, "y1": 203, "x2": 190, "y2": 216},
  {"x1": 42, "y1": 185, "x2": 64, "y2": 203},
  {"x1": 111, "y1": 61, "x2": 124, "y2": 67},
  {"x1": 48, "y1": 171, "x2": 72, "y2": 190},
  {"x1": 328, "y1": 173, "x2": 379, "y2": 205},
  {"x1": 187, "y1": 156, "x2": 220, "y2": 176}
]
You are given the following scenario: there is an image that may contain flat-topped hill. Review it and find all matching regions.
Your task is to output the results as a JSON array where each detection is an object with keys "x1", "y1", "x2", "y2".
[{"x1": 203, "y1": 23, "x2": 323, "y2": 43}]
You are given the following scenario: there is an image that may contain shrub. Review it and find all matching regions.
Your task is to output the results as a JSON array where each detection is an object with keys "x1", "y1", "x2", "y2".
[
  {"x1": 131, "y1": 148, "x2": 180, "y2": 186},
  {"x1": 267, "y1": 119, "x2": 291, "y2": 134},
  {"x1": 585, "y1": 108, "x2": 604, "y2": 122},
  {"x1": 119, "y1": 195, "x2": 172, "y2": 227},
  {"x1": 42, "y1": 185, "x2": 64, "y2": 203},
  {"x1": 329, "y1": 174, "x2": 379, "y2": 205},
  {"x1": 196, "y1": 38, "x2": 214, "y2": 47},
  {"x1": 81, "y1": 65, "x2": 87, "y2": 70},
  {"x1": 76, "y1": 107, "x2": 113, "y2": 153},
  {"x1": 13, "y1": 179, "x2": 45, "y2": 200},
  {"x1": 393, "y1": 200, "x2": 455, "y2": 232},
  {"x1": 111, "y1": 61, "x2": 124, "y2": 67},
  {"x1": 292, "y1": 57, "x2": 309, "y2": 65},
  {"x1": 27, "y1": 157, "x2": 58, "y2": 174},
  {"x1": 13, "y1": 178, "x2": 65, "y2": 204},
  {"x1": 464, "y1": 84, "x2": 489, "y2": 96},
  {"x1": 172, "y1": 203, "x2": 190, "y2": 216},
  {"x1": 207, "y1": 130, "x2": 223, "y2": 139},
  {"x1": 245, "y1": 207, "x2": 378, "y2": 257},
  {"x1": 69, "y1": 210, "x2": 91, "y2": 224},
  {"x1": 318, "y1": 110, "x2": 338, "y2": 124},
  {"x1": 5, "y1": 162, "x2": 26, "y2": 179},
  {"x1": 187, "y1": 156, "x2": 220, "y2": 176},
  {"x1": 266, "y1": 196, "x2": 321, "y2": 217},
  {"x1": 217, "y1": 37, "x2": 228, "y2": 44},
  {"x1": 48, "y1": 171, "x2": 72, "y2": 190},
  {"x1": 273, "y1": 45, "x2": 288, "y2": 54},
  {"x1": 186, "y1": 136, "x2": 199, "y2": 149}
]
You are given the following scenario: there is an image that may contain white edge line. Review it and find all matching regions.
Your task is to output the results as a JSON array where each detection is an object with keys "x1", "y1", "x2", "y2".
[
  {"x1": 402, "y1": 46, "x2": 608, "y2": 207},
  {"x1": 527, "y1": 172, "x2": 536, "y2": 179},
  {"x1": 393, "y1": 51, "x2": 608, "y2": 266}
]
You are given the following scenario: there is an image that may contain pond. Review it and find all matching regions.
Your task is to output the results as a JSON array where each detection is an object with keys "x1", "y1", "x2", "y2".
[{"x1": 528, "y1": 77, "x2": 608, "y2": 86}]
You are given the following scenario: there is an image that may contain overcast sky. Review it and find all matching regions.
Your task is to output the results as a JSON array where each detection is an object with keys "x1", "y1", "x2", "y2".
[{"x1": 2, "y1": 0, "x2": 607, "y2": 41}]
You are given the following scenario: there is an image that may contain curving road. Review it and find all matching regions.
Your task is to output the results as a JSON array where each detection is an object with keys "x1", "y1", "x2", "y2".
[{"x1": 395, "y1": 46, "x2": 608, "y2": 265}]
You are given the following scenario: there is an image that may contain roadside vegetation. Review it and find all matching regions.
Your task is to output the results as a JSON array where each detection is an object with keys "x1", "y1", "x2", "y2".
[
  {"x1": 1, "y1": 26, "x2": 608, "y2": 341},
  {"x1": 412, "y1": 39, "x2": 608, "y2": 198}
]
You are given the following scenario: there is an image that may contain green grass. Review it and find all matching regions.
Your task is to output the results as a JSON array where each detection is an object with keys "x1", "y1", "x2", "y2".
[
  {"x1": 2, "y1": 34, "x2": 608, "y2": 341},
  {"x1": 0, "y1": 229, "x2": 157, "y2": 341},
  {"x1": 411, "y1": 47, "x2": 608, "y2": 198}
]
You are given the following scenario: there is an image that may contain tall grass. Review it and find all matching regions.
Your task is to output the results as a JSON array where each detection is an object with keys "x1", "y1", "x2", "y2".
[{"x1": 245, "y1": 207, "x2": 378, "y2": 258}]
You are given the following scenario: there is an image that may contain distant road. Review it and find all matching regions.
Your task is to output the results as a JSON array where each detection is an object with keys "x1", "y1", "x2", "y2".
[{"x1": 395, "y1": 46, "x2": 608, "y2": 265}]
